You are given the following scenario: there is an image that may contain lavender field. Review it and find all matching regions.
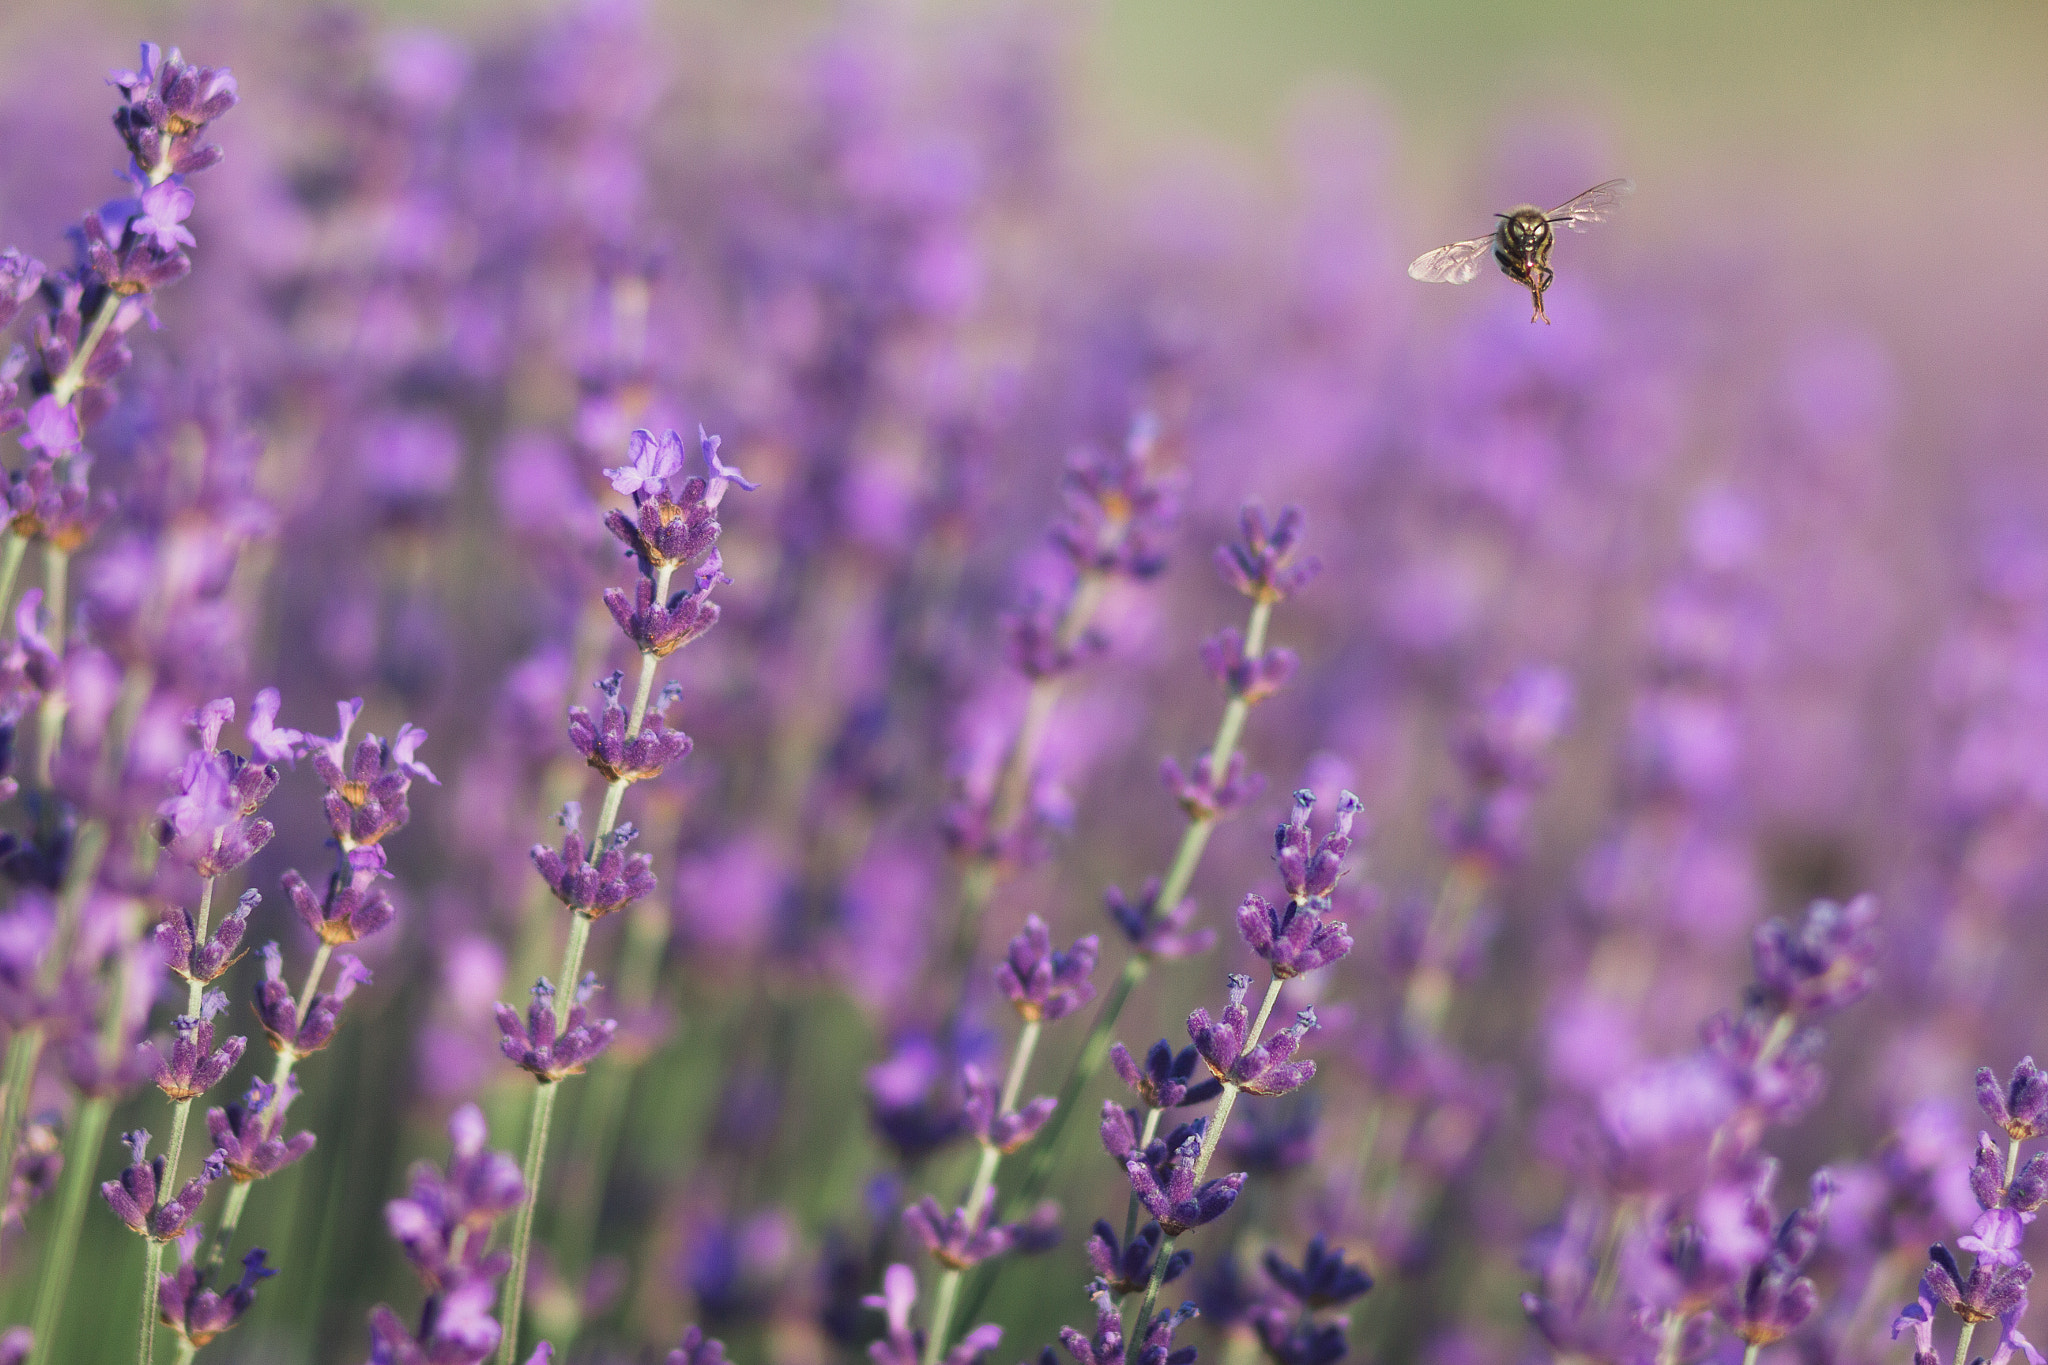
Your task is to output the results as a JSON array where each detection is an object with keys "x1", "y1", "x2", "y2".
[{"x1": 0, "y1": 3, "x2": 2046, "y2": 1365}]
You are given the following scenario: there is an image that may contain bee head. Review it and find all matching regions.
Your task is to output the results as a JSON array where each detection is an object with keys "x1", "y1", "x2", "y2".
[{"x1": 1497, "y1": 208, "x2": 1551, "y2": 255}]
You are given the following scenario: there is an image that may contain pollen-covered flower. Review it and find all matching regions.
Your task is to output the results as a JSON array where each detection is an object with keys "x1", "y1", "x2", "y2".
[
  {"x1": 1086, "y1": 1219, "x2": 1192, "y2": 1297},
  {"x1": 1980, "y1": 1060, "x2": 2048, "y2": 1142},
  {"x1": 1235, "y1": 892, "x2": 1353, "y2": 980},
  {"x1": 1272, "y1": 789, "x2": 1362, "y2": 903},
  {"x1": 306, "y1": 699, "x2": 438, "y2": 847}
]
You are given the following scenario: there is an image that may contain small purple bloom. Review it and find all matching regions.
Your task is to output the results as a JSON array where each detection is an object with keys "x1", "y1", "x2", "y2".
[
  {"x1": 100, "y1": 1130, "x2": 227, "y2": 1241},
  {"x1": 1215, "y1": 505, "x2": 1319, "y2": 605},
  {"x1": 282, "y1": 845, "x2": 398, "y2": 945},
  {"x1": 158, "y1": 1236, "x2": 273, "y2": 1349},
  {"x1": 567, "y1": 672, "x2": 693, "y2": 782},
  {"x1": 1160, "y1": 750, "x2": 1266, "y2": 822},
  {"x1": 1060, "y1": 1287, "x2": 1198, "y2": 1365},
  {"x1": 1750, "y1": 894, "x2": 1879, "y2": 1019},
  {"x1": 1109, "y1": 1040, "x2": 1223, "y2": 1110},
  {"x1": 1922, "y1": 1241, "x2": 2033, "y2": 1324},
  {"x1": 902, "y1": 1194, "x2": 1017, "y2": 1269},
  {"x1": 1235, "y1": 892, "x2": 1354, "y2": 980},
  {"x1": 603, "y1": 552, "x2": 727, "y2": 657},
  {"x1": 531, "y1": 811, "x2": 656, "y2": 919},
  {"x1": 382, "y1": 1102, "x2": 525, "y2": 1285},
  {"x1": 669, "y1": 1326, "x2": 730, "y2": 1365},
  {"x1": 1086, "y1": 1219, "x2": 1192, "y2": 1297},
  {"x1": 1105, "y1": 879, "x2": 1216, "y2": 960},
  {"x1": 1265, "y1": 1234, "x2": 1373, "y2": 1309},
  {"x1": 207, "y1": 1076, "x2": 315, "y2": 1183},
  {"x1": 18, "y1": 397, "x2": 80, "y2": 455},
  {"x1": 1272, "y1": 789, "x2": 1362, "y2": 903},
  {"x1": 494, "y1": 975, "x2": 618, "y2": 1083},
  {"x1": 133, "y1": 181, "x2": 197, "y2": 252},
  {"x1": 995, "y1": 916, "x2": 1099, "y2": 1023},
  {"x1": 1125, "y1": 1131, "x2": 1246, "y2": 1236},
  {"x1": 245, "y1": 687, "x2": 305, "y2": 766},
  {"x1": 604, "y1": 428, "x2": 685, "y2": 499},
  {"x1": 1980, "y1": 1059, "x2": 2048, "y2": 1141},
  {"x1": 252, "y1": 942, "x2": 371, "y2": 1057},
  {"x1": 863, "y1": 1262, "x2": 1002, "y2": 1365},
  {"x1": 156, "y1": 887, "x2": 255, "y2": 984},
  {"x1": 145, "y1": 991, "x2": 245, "y2": 1101},
  {"x1": 1200, "y1": 628, "x2": 1298, "y2": 704},
  {"x1": 960, "y1": 1062, "x2": 1056, "y2": 1152},
  {"x1": 1188, "y1": 975, "x2": 1319, "y2": 1096}
]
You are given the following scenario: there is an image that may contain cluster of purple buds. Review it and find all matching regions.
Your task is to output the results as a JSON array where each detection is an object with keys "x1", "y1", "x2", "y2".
[
  {"x1": 864, "y1": 1263, "x2": 1003, "y2": 1365},
  {"x1": 1723, "y1": 1168, "x2": 1831, "y2": 1348},
  {"x1": 252, "y1": 940, "x2": 371, "y2": 1058},
  {"x1": 670, "y1": 1326, "x2": 730, "y2": 1365},
  {"x1": 1050, "y1": 417, "x2": 1181, "y2": 582},
  {"x1": 569, "y1": 673, "x2": 692, "y2": 782},
  {"x1": 1242, "y1": 1239, "x2": 1373, "y2": 1365},
  {"x1": 903, "y1": 1195, "x2": 1020, "y2": 1271},
  {"x1": 1126, "y1": 1130, "x2": 1247, "y2": 1237},
  {"x1": 1004, "y1": 596, "x2": 1109, "y2": 681},
  {"x1": 495, "y1": 974, "x2": 618, "y2": 1082},
  {"x1": 101, "y1": 1129, "x2": 226, "y2": 1240},
  {"x1": 601, "y1": 427, "x2": 752, "y2": 655},
  {"x1": 1188, "y1": 976, "x2": 1319, "y2": 1097},
  {"x1": 1747, "y1": 893, "x2": 1878, "y2": 1019},
  {"x1": 153, "y1": 698, "x2": 280, "y2": 876},
  {"x1": 144, "y1": 988, "x2": 244, "y2": 1100},
  {"x1": 283, "y1": 844, "x2": 397, "y2": 945},
  {"x1": 1199, "y1": 628, "x2": 1297, "y2": 706},
  {"x1": 368, "y1": 1106, "x2": 526, "y2": 1365},
  {"x1": 531, "y1": 804, "x2": 656, "y2": 918},
  {"x1": 207, "y1": 1076, "x2": 315, "y2": 1182},
  {"x1": 110, "y1": 44, "x2": 238, "y2": 180},
  {"x1": 1104, "y1": 879, "x2": 1215, "y2": 960},
  {"x1": 962, "y1": 1063, "x2": 1056, "y2": 1153},
  {"x1": 1086, "y1": 1220, "x2": 1193, "y2": 1297},
  {"x1": 306, "y1": 699, "x2": 437, "y2": 848},
  {"x1": 1111, "y1": 1040, "x2": 1224, "y2": 1111},
  {"x1": 157, "y1": 887, "x2": 255, "y2": 983},
  {"x1": 1893, "y1": 1060, "x2": 2048, "y2": 1365},
  {"x1": 997, "y1": 916, "x2": 1099, "y2": 1022},
  {"x1": 1215, "y1": 506, "x2": 1320, "y2": 606},
  {"x1": 1159, "y1": 751, "x2": 1265, "y2": 824},
  {"x1": 1273, "y1": 789, "x2": 1362, "y2": 905},
  {"x1": 1056, "y1": 1288, "x2": 1198, "y2": 1365},
  {"x1": 158, "y1": 1232, "x2": 273, "y2": 1350}
]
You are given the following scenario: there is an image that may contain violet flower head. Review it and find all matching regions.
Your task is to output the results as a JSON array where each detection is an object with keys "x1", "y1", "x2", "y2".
[
  {"x1": 1110, "y1": 1040, "x2": 1223, "y2": 1110},
  {"x1": 531, "y1": 808, "x2": 656, "y2": 919},
  {"x1": 0, "y1": 249, "x2": 43, "y2": 332},
  {"x1": 1061, "y1": 1287, "x2": 1198, "y2": 1365},
  {"x1": 1249, "y1": 1307, "x2": 1349, "y2": 1365},
  {"x1": 132, "y1": 181, "x2": 196, "y2": 252},
  {"x1": 864, "y1": 1262, "x2": 1002, "y2": 1365},
  {"x1": 1004, "y1": 595, "x2": 1109, "y2": 680},
  {"x1": 1188, "y1": 974, "x2": 1319, "y2": 1097},
  {"x1": 146, "y1": 989, "x2": 246, "y2": 1100},
  {"x1": 283, "y1": 844, "x2": 398, "y2": 945},
  {"x1": 367, "y1": 1276, "x2": 503, "y2": 1365},
  {"x1": 307, "y1": 699, "x2": 438, "y2": 848},
  {"x1": 158, "y1": 1235, "x2": 273, "y2": 1350},
  {"x1": 1235, "y1": 892, "x2": 1353, "y2": 980},
  {"x1": 154, "y1": 701, "x2": 281, "y2": 876},
  {"x1": 1105, "y1": 878, "x2": 1216, "y2": 961},
  {"x1": 1215, "y1": 505, "x2": 1319, "y2": 605},
  {"x1": 669, "y1": 1326, "x2": 730, "y2": 1365},
  {"x1": 1201, "y1": 627, "x2": 1298, "y2": 705},
  {"x1": 157, "y1": 887, "x2": 255, "y2": 983},
  {"x1": 1086, "y1": 1219, "x2": 1192, "y2": 1297},
  {"x1": 1160, "y1": 750, "x2": 1265, "y2": 823},
  {"x1": 1749, "y1": 894, "x2": 1879, "y2": 1020},
  {"x1": 100, "y1": 1129, "x2": 226, "y2": 1241},
  {"x1": 110, "y1": 43, "x2": 239, "y2": 178},
  {"x1": 866, "y1": 1036, "x2": 971, "y2": 1162},
  {"x1": 1273, "y1": 789, "x2": 1363, "y2": 904},
  {"x1": 383, "y1": 1102, "x2": 525, "y2": 1286},
  {"x1": 207, "y1": 1075, "x2": 315, "y2": 1182},
  {"x1": 961, "y1": 1063, "x2": 1056, "y2": 1153},
  {"x1": 996, "y1": 915, "x2": 1099, "y2": 1023},
  {"x1": 1921, "y1": 1242, "x2": 2033, "y2": 1324},
  {"x1": 246, "y1": 687, "x2": 306, "y2": 766},
  {"x1": 1125, "y1": 1130, "x2": 1246, "y2": 1236},
  {"x1": 605, "y1": 427, "x2": 685, "y2": 499},
  {"x1": 252, "y1": 941, "x2": 371, "y2": 1057},
  {"x1": 605, "y1": 552, "x2": 729, "y2": 658},
  {"x1": 1979, "y1": 1059, "x2": 2048, "y2": 1141},
  {"x1": 902, "y1": 1194, "x2": 1017, "y2": 1269},
  {"x1": 1727, "y1": 1170, "x2": 1831, "y2": 1346},
  {"x1": 568, "y1": 671, "x2": 693, "y2": 783},
  {"x1": 1265, "y1": 1234, "x2": 1373, "y2": 1310},
  {"x1": 1050, "y1": 415, "x2": 1181, "y2": 581},
  {"x1": 494, "y1": 974, "x2": 618, "y2": 1083},
  {"x1": 603, "y1": 427, "x2": 755, "y2": 575}
]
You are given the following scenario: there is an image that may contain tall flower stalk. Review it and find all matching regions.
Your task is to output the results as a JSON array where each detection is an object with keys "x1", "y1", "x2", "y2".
[{"x1": 492, "y1": 427, "x2": 751, "y2": 1365}]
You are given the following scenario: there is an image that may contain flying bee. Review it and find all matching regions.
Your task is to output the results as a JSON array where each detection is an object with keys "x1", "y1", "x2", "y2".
[{"x1": 1407, "y1": 178, "x2": 1633, "y2": 323}]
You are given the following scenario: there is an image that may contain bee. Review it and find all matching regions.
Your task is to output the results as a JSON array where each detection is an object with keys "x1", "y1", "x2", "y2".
[{"x1": 1407, "y1": 179, "x2": 1633, "y2": 323}]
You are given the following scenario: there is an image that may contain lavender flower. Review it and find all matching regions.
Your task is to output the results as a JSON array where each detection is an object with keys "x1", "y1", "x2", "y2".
[
  {"x1": 568, "y1": 672, "x2": 692, "y2": 782},
  {"x1": 902, "y1": 1196, "x2": 1017, "y2": 1269},
  {"x1": 1215, "y1": 506, "x2": 1320, "y2": 605},
  {"x1": 1981, "y1": 1059, "x2": 2048, "y2": 1142},
  {"x1": 307, "y1": 698, "x2": 438, "y2": 847},
  {"x1": 1105, "y1": 879, "x2": 1216, "y2": 960},
  {"x1": 995, "y1": 916, "x2": 1099, "y2": 1022},
  {"x1": 1059, "y1": 1289, "x2": 1198, "y2": 1365},
  {"x1": 1086, "y1": 1220, "x2": 1192, "y2": 1297},
  {"x1": 669, "y1": 1326, "x2": 730, "y2": 1365},
  {"x1": 100, "y1": 1130, "x2": 226, "y2": 1241},
  {"x1": 1726, "y1": 1170, "x2": 1830, "y2": 1346},
  {"x1": 1188, "y1": 975, "x2": 1319, "y2": 1096},
  {"x1": 384, "y1": 1104, "x2": 526, "y2": 1284},
  {"x1": 1235, "y1": 893, "x2": 1353, "y2": 980},
  {"x1": 1264, "y1": 1235, "x2": 1373, "y2": 1310},
  {"x1": 962, "y1": 1064, "x2": 1056, "y2": 1152},
  {"x1": 153, "y1": 699, "x2": 280, "y2": 875},
  {"x1": 1160, "y1": 751, "x2": 1265, "y2": 822},
  {"x1": 1110, "y1": 1040, "x2": 1224, "y2": 1110},
  {"x1": 157, "y1": 1235, "x2": 273, "y2": 1350},
  {"x1": 207, "y1": 1076, "x2": 315, "y2": 1183},
  {"x1": 1125, "y1": 1131, "x2": 1246, "y2": 1236},
  {"x1": 156, "y1": 887, "x2": 255, "y2": 983},
  {"x1": 1748, "y1": 894, "x2": 1879, "y2": 1019},
  {"x1": 1249, "y1": 1308, "x2": 1349, "y2": 1365},
  {"x1": 1272, "y1": 789, "x2": 1362, "y2": 903},
  {"x1": 863, "y1": 1263, "x2": 1001, "y2": 1365},
  {"x1": 252, "y1": 941, "x2": 372, "y2": 1057},
  {"x1": 494, "y1": 975, "x2": 618, "y2": 1082},
  {"x1": 530, "y1": 808, "x2": 656, "y2": 918},
  {"x1": 144, "y1": 990, "x2": 245, "y2": 1100},
  {"x1": 110, "y1": 44, "x2": 239, "y2": 177},
  {"x1": 282, "y1": 845, "x2": 398, "y2": 944}
]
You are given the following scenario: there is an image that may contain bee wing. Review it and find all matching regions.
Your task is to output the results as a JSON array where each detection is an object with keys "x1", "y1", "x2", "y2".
[
  {"x1": 1547, "y1": 178, "x2": 1634, "y2": 231},
  {"x1": 1407, "y1": 235, "x2": 1496, "y2": 284}
]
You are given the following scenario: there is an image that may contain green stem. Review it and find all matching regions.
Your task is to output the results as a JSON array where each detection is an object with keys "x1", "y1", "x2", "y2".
[
  {"x1": 26, "y1": 1094, "x2": 112, "y2": 1365},
  {"x1": 140, "y1": 1239, "x2": 165, "y2": 1365},
  {"x1": 1742, "y1": 1345, "x2": 1761, "y2": 1365},
  {"x1": 1955, "y1": 1322, "x2": 1977, "y2": 1365},
  {"x1": 0, "y1": 530, "x2": 28, "y2": 620},
  {"x1": 51, "y1": 292, "x2": 121, "y2": 408},
  {"x1": 0, "y1": 1027, "x2": 44, "y2": 1204},
  {"x1": 31, "y1": 545, "x2": 71, "y2": 786},
  {"x1": 1656, "y1": 1310, "x2": 1687, "y2": 1365}
]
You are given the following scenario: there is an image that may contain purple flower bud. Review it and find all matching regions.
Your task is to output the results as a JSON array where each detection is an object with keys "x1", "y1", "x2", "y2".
[
  {"x1": 1200, "y1": 628, "x2": 1298, "y2": 704},
  {"x1": 1235, "y1": 892, "x2": 1353, "y2": 980},
  {"x1": 111, "y1": 44, "x2": 238, "y2": 180},
  {"x1": 145, "y1": 1005, "x2": 245, "y2": 1101},
  {"x1": 252, "y1": 942, "x2": 369, "y2": 1057},
  {"x1": 1249, "y1": 1306, "x2": 1347, "y2": 1365},
  {"x1": 863, "y1": 1262, "x2": 1002, "y2": 1365},
  {"x1": 207, "y1": 1076, "x2": 315, "y2": 1183},
  {"x1": 1214, "y1": 504, "x2": 1319, "y2": 604},
  {"x1": 669, "y1": 1326, "x2": 730, "y2": 1365},
  {"x1": 902, "y1": 1194, "x2": 1018, "y2": 1269},
  {"x1": 1979, "y1": 1059, "x2": 2048, "y2": 1141},
  {"x1": 1921, "y1": 1241, "x2": 2033, "y2": 1324},
  {"x1": 1160, "y1": 751, "x2": 1266, "y2": 823},
  {"x1": 158, "y1": 1240, "x2": 273, "y2": 1349},
  {"x1": 1104, "y1": 878, "x2": 1215, "y2": 960},
  {"x1": 1109, "y1": 1040, "x2": 1223, "y2": 1110},
  {"x1": 282, "y1": 845, "x2": 398, "y2": 945},
  {"x1": 1750, "y1": 895, "x2": 1879, "y2": 1019},
  {"x1": 0, "y1": 249, "x2": 43, "y2": 332},
  {"x1": 1003, "y1": 595, "x2": 1108, "y2": 680},
  {"x1": 995, "y1": 916, "x2": 1098, "y2": 1023},
  {"x1": 1264, "y1": 1233, "x2": 1373, "y2": 1309},
  {"x1": 1272, "y1": 789, "x2": 1362, "y2": 903},
  {"x1": 1124, "y1": 1131, "x2": 1246, "y2": 1236},
  {"x1": 100, "y1": 1131, "x2": 226, "y2": 1241},
  {"x1": 156, "y1": 887, "x2": 255, "y2": 984},
  {"x1": 530, "y1": 815, "x2": 656, "y2": 919},
  {"x1": 306, "y1": 699, "x2": 435, "y2": 848},
  {"x1": 1085, "y1": 1219, "x2": 1192, "y2": 1297},
  {"x1": 1187, "y1": 975, "x2": 1319, "y2": 1097},
  {"x1": 567, "y1": 678, "x2": 694, "y2": 783},
  {"x1": 245, "y1": 689, "x2": 305, "y2": 767},
  {"x1": 494, "y1": 975, "x2": 618, "y2": 1083},
  {"x1": 960, "y1": 1063, "x2": 1056, "y2": 1152},
  {"x1": 381, "y1": 1102, "x2": 525, "y2": 1287}
]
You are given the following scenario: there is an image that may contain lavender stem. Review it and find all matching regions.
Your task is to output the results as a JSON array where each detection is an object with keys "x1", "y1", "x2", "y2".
[
  {"x1": 0, "y1": 530, "x2": 28, "y2": 619},
  {"x1": 25, "y1": 1095, "x2": 112, "y2": 1365}
]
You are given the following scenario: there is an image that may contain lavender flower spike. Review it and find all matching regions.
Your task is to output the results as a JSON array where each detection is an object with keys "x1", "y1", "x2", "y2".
[
  {"x1": 158, "y1": 1233, "x2": 274, "y2": 1349},
  {"x1": 1235, "y1": 892, "x2": 1353, "y2": 980},
  {"x1": 1086, "y1": 1219, "x2": 1192, "y2": 1297},
  {"x1": 283, "y1": 845, "x2": 398, "y2": 945},
  {"x1": 101, "y1": 1131, "x2": 227, "y2": 1241},
  {"x1": 252, "y1": 942, "x2": 372, "y2": 1056},
  {"x1": 1215, "y1": 505, "x2": 1320, "y2": 605},
  {"x1": 863, "y1": 1263, "x2": 1003, "y2": 1365},
  {"x1": 146, "y1": 990, "x2": 246, "y2": 1100},
  {"x1": 1061, "y1": 1287, "x2": 1199, "y2": 1365},
  {"x1": 207, "y1": 1076, "x2": 316, "y2": 1182},
  {"x1": 1272, "y1": 789, "x2": 1363, "y2": 903},
  {"x1": 156, "y1": 887, "x2": 256, "y2": 984},
  {"x1": 1110, "y1": 1040, "x2": 1223, "y2": 1110},
  {"x1": 902, "y1": 1194, "x2": 1018, "y2": 1269},
  {"x1": 996, "y1": 915, "x2": 1099, "y2": 1022},
  {"x1": 494, "y1": 975, "x2": 618, "y2": 1083},
  {"x1": 1188, "y1": 975, "x2": 1320, "y2": 1096},
  {"x1": 669, "y1": 1326, "x2": 730, "y2": 1365},
  {"x1": 1979, "y1": 1059, "x2": 2048, "y2": 1141},
  {"x1": 1922, "y1": 1242, "x2": 2033, "y2": 1324},
  {"x1": 531, "y1": 809, "x2": 656, "y2": 919},
  {"x1": 962, "y1": 1063, "x2": 1056, "y2": 1152},
  {"x1": 1125, "y1": 1132, "x2": 1247, "y2": 1235},
  {"x1": 568, "y1": 672, "x2": 692, "y2": 782},
  {"x1": 1264, "y1": 1234, "x2": 1373, "y2": 1309}
]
